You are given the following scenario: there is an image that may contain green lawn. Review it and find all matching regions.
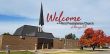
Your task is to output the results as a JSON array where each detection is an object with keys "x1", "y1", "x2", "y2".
[
  {"x1": 44, "y1": 50, "x2": 96, "y2": 54},
  {"x1": 0, "y1": 51, "x2": 33, "y2": 54},
  {"x1": 47, "y1": 52, "x2": 95, "y2": 54}
]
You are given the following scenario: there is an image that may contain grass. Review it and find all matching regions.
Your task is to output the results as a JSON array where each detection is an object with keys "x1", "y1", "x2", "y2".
[
  {"x1": 0, "y1": 51, "x2": 33, "y2": 54},
  {"x1": 44, "y1": 50, "x2": 96, "y2": 54},
  {"x1": 0, "y1": 50, "x2": 106, "y2": 54},
  {"x1": 72, "y1": 50, "x2": 96, "y2": 54},
  {"x1": 47, "y1": 52, "x2": 95, "y2": 54}
]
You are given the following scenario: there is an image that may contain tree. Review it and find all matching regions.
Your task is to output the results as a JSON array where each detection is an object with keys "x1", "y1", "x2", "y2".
[
  {"x1": 76, "y1": 38, "x2": 79, "y2": 40},
  {"x1": 65, "y1": 33, "x2": 73, "y2": 39},
  {"x1": 79, "y1": 28, "x2": 107, "y2": 51},
  {"x1": 2, "y1": 32, "x2": 11, "y2": 36},
  {"x1": 72, "y1": 34, "x2": 76, "y2": 40},
  {"x1": 106, "y1": 36, "x2": 110, "y2": 43},
  {"x1": 65, "y1": 33, "x2": 78, "y2": 40}
]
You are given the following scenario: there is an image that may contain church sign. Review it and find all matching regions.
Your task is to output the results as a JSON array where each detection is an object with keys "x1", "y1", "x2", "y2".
[{"x1": 46, "y1": 11, "x2": 94, "y2": 29}]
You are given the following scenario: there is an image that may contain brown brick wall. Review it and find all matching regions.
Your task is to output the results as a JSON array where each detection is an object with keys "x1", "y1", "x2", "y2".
[
  {"x1": 53, "y1": 39, "x2": 79, "y2": 49},
  {"x1": 1, "y1": 36, "x2": 38, "y2": 50},
  {"x1": 0, "y1": 36, "x2": 3, "y2": 50},
  {"x1": 53, "y1": 39, "x2": 65, "y2": 49},
  {"x1": 64, "y1": 39, "x2": 79, "y2": 49},
  {"x1": 0, "y1": 36, "x2": 79, "y2": 50}
]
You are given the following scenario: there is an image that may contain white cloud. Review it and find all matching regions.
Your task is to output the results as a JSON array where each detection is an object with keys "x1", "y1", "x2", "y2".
[
  {"x1": 0, "y1": 0, "x2": 41, "y2": 19},
  {"x1": 0, "y1": 21, "x2": 37, "y2": 35},
  {"x1": 0, "y1": 0, "x2": 110, "y2": 37}
]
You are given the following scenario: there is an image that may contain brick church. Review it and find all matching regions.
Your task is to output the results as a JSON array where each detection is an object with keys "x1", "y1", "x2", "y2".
[{"x1": 0, "y1": 3, "x2": 78, "y2": 50}]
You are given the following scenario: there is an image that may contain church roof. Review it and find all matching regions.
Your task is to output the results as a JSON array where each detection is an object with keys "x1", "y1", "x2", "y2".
[{"x1": 13, "y1": 25, "x2": 54, "y2": 39}]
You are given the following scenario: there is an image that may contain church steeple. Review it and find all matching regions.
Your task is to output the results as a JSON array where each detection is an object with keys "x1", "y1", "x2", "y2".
[
  {"x1": 38, "y1": 3, "x2": 44, "y2": 32},
  {"x1": 39, "y1": 3, "x2": 44, "y2": 26}
]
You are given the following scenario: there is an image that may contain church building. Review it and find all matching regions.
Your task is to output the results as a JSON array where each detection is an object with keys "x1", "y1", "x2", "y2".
[{"x1": 0, "y1": 3, "x2": 78, "y2": 50}]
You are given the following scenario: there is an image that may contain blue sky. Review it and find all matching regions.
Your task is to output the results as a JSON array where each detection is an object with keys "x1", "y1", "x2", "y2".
[{"x1": 0, "y1": 0, "x2": 110, "y2": 38}]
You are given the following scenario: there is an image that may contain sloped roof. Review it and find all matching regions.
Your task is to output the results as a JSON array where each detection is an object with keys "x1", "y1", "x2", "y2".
[
  {"x1": 13, "y1": 25, "x2": 54, "y2": 39},
  {"x1": 35, "y1": 32, "x2": 54, "y2": 39}
]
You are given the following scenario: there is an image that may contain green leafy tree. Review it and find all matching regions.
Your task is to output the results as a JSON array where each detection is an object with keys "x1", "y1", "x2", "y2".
[
  {"x1": 2, "y1": 32, "x2": 11, "y2": 36},
  {"x1": 65, "y1": 33, "x2": 78, "y2": 40},
  {"x1": 65, "y1": 33, "x2": 72, "y2": 39}
]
